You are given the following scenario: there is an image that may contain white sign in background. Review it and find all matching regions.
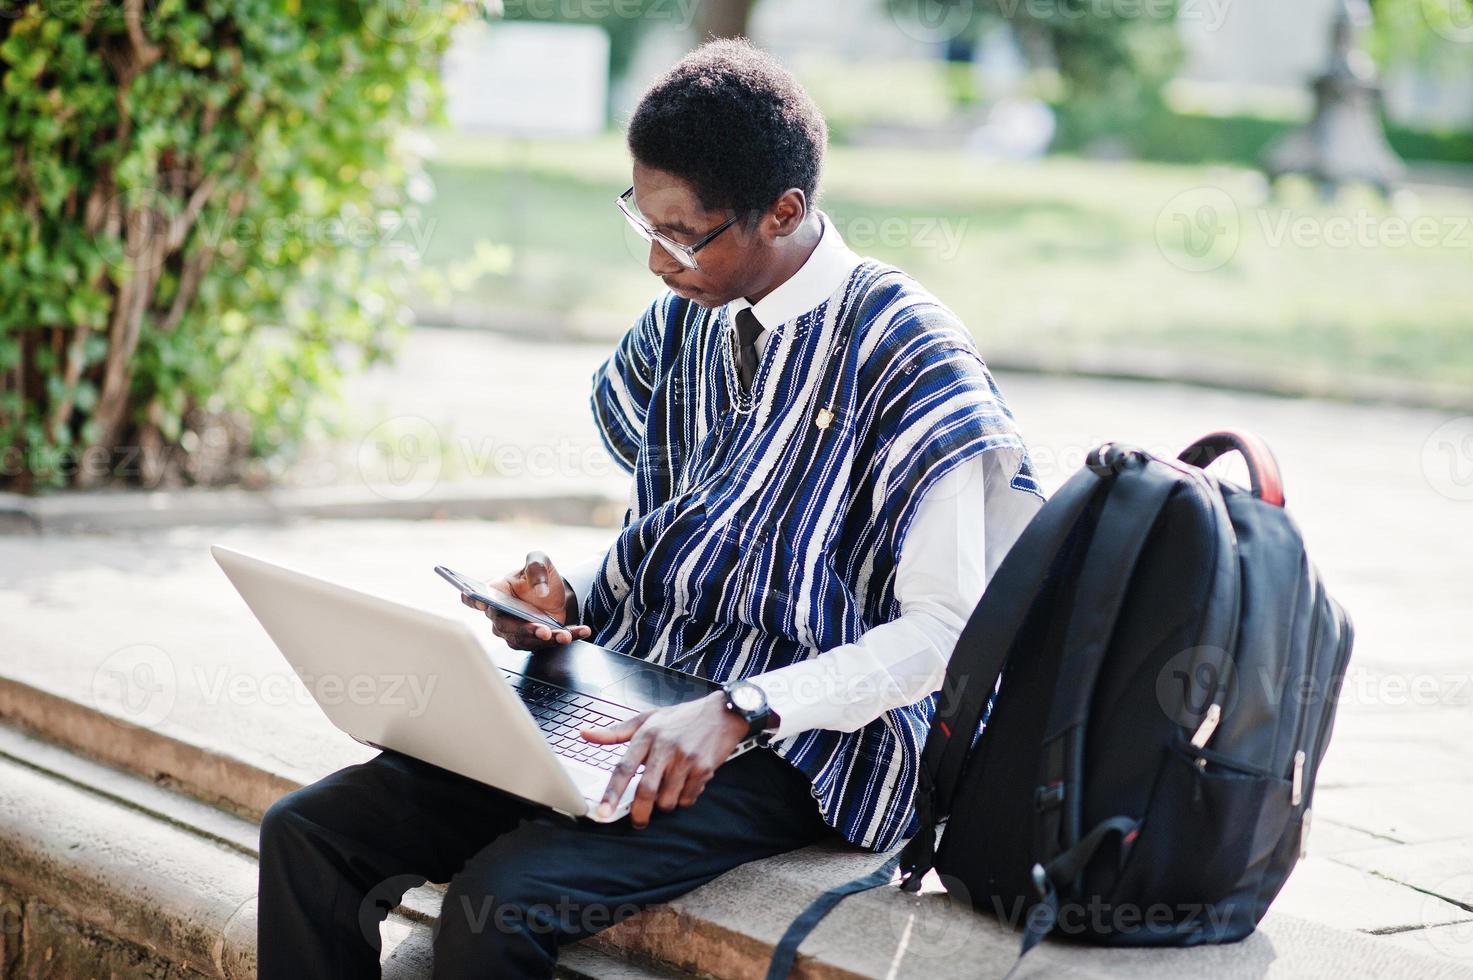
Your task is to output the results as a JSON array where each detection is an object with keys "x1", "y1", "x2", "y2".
[{"x1": 443, "y1": 20, "x2": 611, "y2": 137}]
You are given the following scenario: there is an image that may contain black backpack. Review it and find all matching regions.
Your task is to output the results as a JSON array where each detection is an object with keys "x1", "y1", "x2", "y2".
[{"x1": 767, "y1": 431, "x2": 1355, "y2": 976}]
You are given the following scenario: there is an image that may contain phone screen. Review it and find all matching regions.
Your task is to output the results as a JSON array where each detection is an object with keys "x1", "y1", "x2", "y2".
[{"x1": 434, "y1": 565, "x2": 567, "y2": 630}]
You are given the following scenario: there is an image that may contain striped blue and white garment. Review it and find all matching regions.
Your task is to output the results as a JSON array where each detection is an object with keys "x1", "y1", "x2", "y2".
[{"x1": 581, "y1": 258, "x2": 1043, "y2": 852}]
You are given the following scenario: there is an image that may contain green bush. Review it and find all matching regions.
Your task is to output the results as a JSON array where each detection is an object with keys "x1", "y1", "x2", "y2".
[{"x1": 0, "y1": 0, "x2": 476, "y2": 491}]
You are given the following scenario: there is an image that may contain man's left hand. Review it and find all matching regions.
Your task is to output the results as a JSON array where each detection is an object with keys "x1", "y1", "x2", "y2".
[{"x1": 580, "y1": 692, "x2": 748, "y2": 828}]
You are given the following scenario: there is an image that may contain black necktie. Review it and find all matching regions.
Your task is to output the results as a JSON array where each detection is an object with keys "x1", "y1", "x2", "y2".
[{"x1": 733, "y1": 308, "x2": 763, "y2": 391}]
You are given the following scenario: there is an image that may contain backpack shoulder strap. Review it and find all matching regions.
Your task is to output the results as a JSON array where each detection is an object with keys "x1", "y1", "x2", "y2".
[
  {"x1": 1034, "y1": 457, "x2": 1182, "y2": 873},
  {"x1": 898, "y1": 453, "x2": 1120, "y2": 887},
  {"x1": 763, "y1": 853, "x2": 904, "y2": 980}
]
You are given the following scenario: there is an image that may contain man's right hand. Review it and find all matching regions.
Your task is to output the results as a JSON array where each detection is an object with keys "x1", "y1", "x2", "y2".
[{"x1": 462, "y1": 550, "x2": 593, "y2": 650}]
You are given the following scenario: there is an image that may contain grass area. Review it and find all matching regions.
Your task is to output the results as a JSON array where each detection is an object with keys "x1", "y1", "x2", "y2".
[{"x1": 414, "y1": 131, "x2": 1473, "y2": 387}]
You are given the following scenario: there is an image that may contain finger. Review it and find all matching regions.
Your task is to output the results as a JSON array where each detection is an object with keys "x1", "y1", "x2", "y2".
[
  {"x1": 630, "y1": 747, "x2": 669, "y2": 828},
  {"x1": 581, "y1": 712, "x2": 647, "y2": 744},
  {"x1": 656, "y1": 756, "x2": 693, "y2": 813},
  {"x1": 461, "y1": 594, "x2": 488, "y2": 612},
  {"x1": 571, "y1": 625, "x2": 593, "y2": 640},
  {"x1": 523, "y1": 550, "x2": 553, "y2": 600},
  {"x1": 678, "y1": 771, "x2": 711, "y2": 808},
  {"x1": 598, "y1": 737, "x2": 650, "y2": 819}
]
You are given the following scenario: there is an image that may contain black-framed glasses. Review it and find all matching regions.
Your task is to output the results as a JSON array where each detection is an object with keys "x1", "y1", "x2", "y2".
[{"x1": 616, "y1": 186, "x2": 738, "y2": 270}]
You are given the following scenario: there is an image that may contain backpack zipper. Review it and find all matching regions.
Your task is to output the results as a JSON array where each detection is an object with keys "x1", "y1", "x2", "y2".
[
  {"x1": 1288, "y1": 575, "x2": 1325, "y2": 805},
  {"x1": 1190, "y1": 702, "x2": 1222, "y2": 750}
]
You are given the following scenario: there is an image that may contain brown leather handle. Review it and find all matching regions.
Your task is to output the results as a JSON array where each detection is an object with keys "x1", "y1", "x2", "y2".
[{"x1": 1177, "y1": 429, "x2": 1285, "y2": 507}]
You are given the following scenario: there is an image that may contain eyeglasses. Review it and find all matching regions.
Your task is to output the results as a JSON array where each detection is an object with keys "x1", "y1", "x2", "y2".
[{"x1": 615, "y1": 186, "x2": 738, "y2": 271}]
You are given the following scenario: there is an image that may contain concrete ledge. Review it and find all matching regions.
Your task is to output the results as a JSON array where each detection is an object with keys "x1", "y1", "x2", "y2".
[
  {"x1": 0, "y1": 725, "x2": 684, "y2": 979},
  {"x1": 0, "y1": 676, "x2": 293, "y2": 822},
  {"x1": 0, "y1": 476, "x2": 627, "y2": 534},
  {"x1": 4, "y1": 679, "x2": 1471, "y2": 979}
]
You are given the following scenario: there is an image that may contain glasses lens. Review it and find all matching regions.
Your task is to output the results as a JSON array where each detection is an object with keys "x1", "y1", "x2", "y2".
[
  {"x1": 660, "y1": 238, "x2": 699, "y2": 269},
  {"x1": 618, "y1": 191, "x2": 699, "y2": 269}
]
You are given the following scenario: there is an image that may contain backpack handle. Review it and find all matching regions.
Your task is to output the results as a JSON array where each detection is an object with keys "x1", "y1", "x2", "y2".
[{"x1": 1178, "y1": 429, "x2": 1285, "y2": 507}]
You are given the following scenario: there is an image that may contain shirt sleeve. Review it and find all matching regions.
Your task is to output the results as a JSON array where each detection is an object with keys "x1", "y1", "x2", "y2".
[
  {"x1": 749, "y1": 454, "x2": 989, "y2": 738},
  {"x1": 590, "y1": 297, "x2": 665, "y2": 474},
  {"x1": 559, "y1": 544, "x2": 613, "y2": 624}
]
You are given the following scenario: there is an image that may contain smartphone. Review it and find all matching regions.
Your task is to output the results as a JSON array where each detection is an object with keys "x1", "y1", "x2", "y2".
[{"x1": 434, "y1": 565, "x2": 568, "y2": 632}]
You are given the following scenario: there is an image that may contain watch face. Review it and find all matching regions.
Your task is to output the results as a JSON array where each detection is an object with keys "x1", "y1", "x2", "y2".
[{"x1": 730, "y1": 682, "x2": 765, "y2": 713}]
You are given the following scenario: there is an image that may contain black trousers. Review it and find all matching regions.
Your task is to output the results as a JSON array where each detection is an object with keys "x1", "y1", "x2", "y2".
[{"x1": 257, "y1": 746, "x2": 834, "y2": 979}]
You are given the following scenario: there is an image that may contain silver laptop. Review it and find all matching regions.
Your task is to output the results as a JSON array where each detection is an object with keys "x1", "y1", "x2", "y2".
[{"x1": 211, "y1": 545, "x2": 749, "y2": 822}]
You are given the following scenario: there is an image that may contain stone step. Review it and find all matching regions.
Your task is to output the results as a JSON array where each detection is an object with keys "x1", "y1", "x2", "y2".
[
  {"x1": 0, "y1": 723, "x2": 688, "y2": 979},
  {"x1": 0, "y1": 476, "x2": 627, "y2": 534},
  {"x1": 4, "y1": 715, "x2": 1472, "y2": 979}
]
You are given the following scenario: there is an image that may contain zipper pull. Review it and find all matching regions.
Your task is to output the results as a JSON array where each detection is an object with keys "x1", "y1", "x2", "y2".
[
  {"x1": 1190, "y1": 703, "x2": 1222, "y2": 749},
  {"x1": 1292, "y1": 749, "x2": 1306, "y2": 806}
]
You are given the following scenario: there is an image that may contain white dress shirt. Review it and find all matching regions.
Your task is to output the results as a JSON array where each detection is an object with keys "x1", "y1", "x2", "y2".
[{"x1": 562, "y1": 212, "x2": 1042, "y2": 739}]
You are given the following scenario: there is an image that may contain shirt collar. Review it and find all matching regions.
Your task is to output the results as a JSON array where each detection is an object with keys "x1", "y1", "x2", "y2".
[{"x1": 725, "y1": 210, "x2": 862, "y2": 331}]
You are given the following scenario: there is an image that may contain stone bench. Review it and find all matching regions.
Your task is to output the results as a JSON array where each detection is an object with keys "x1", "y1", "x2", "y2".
[{"x1": 2, "y1": 674, "x2": 1469, "y2": 979}]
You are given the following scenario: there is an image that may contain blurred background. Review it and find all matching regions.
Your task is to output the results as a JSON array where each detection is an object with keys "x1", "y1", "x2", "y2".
[
  {"x1": 415, "y1": 0, "x2": 1473, "y2": 404},
  {"x1": 3, "y1": 0, "x2": 1469, "y2": 492},
  {"x1": 3, "y1": 5, "x2": 1473, "y2": 975}
]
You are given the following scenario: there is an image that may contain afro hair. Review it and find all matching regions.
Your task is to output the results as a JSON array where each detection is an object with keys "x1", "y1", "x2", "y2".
[{"x1": 626, "y1": 38, "x2": 827, "y2": 221}]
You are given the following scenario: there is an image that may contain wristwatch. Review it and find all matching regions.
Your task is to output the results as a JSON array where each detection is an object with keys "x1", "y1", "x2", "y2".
[{"x1": 722, "y1": 679, "x2": 775, "y2": 742}]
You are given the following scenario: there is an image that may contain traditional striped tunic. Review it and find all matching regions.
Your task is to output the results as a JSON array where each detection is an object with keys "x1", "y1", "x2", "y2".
[{"x1": 583, "y1": 259, "x2": 1042, "y2": 851}]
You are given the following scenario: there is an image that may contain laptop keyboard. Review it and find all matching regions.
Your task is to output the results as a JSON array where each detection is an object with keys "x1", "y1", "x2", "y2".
[{"x1": 501, "y1": 670, "x2": 634, "y2": 772}]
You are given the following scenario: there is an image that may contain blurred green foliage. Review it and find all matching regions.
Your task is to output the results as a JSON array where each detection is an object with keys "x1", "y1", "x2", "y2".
[
  {"x1": 1051, "y1": 104, "x2": 1473, "y2": 166},
  {"x1": 886, "y1": 0, "x2": 1185, "y2": 131},
  {"x1": 0, "y1": 0, "x2": 474, "y2": 490}
]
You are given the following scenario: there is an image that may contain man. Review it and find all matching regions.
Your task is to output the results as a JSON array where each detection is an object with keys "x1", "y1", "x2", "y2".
[{"x1": 257, "y1": 39, "x2": 1043, "y2": 979}]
